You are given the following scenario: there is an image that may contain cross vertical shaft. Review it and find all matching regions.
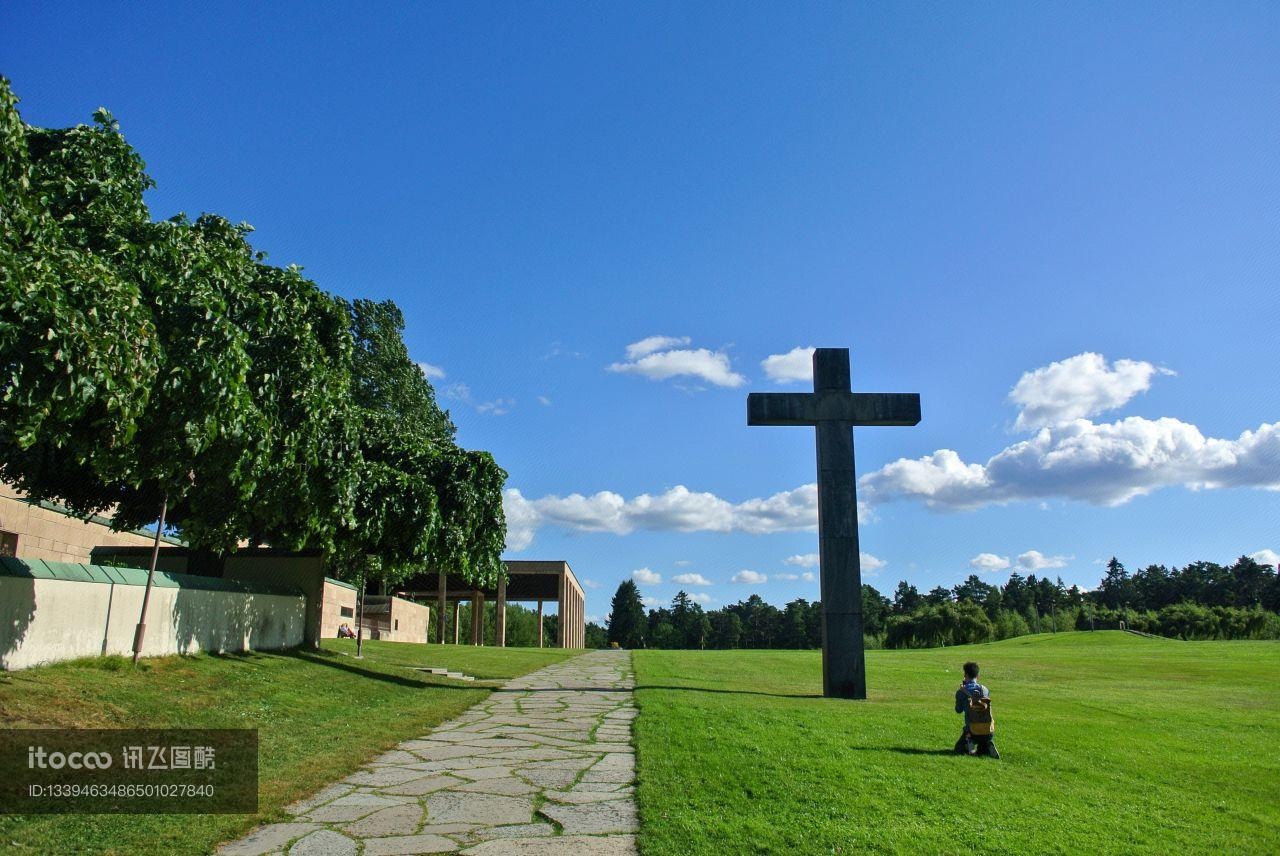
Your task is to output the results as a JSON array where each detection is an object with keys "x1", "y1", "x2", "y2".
[
  {"x1": 747, "y1": 348, "x2": 920, "y2": 699},
  {"x1": 813, "y1": 348, "x2": 865, "y2": 698}
]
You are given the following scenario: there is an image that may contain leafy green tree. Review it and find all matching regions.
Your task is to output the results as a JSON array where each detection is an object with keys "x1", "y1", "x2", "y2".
[
  {"x1": 805, "y1": 600, "x2": 823, "y2": 648},
  {"x1": 861, "y1": 585, "x2": 891, "y2": 636},
  {"x1": 650, "y1": 621, "x2": 679, "y2": 649},
  {"x1": 585, "y1": 622, "x2": 608, "y2": 649},
  {"x1": 331, "y1": 299, "x2": 505, "y2": 590},
  {"x1": 3, "y1": 82, "x2": 506, "y2": 599},
  {"x1": 708, "y1": 610, "x2": 742, "y2": 649},
  {"x1": 607, "y1": 580, "x2": 646, "y2": 648},
  {"x1": 781, "y1": 599, "x2": 809, "y2": 649},
  {"x1": 17, "y1": 120, "x2": 268, "y2": 549},
  {"x1": 1, "y1": 82, "x2": 160, "y2": 505}
]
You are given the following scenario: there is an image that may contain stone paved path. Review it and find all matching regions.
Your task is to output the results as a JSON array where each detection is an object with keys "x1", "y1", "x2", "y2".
[{"x1": 220, "y1": 650, "x2": 637, "y2": 856}]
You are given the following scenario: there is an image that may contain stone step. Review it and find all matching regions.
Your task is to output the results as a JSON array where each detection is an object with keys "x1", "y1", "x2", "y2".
[{"x1": 411, "y1": 666, "x2": 477, "y2": 682}]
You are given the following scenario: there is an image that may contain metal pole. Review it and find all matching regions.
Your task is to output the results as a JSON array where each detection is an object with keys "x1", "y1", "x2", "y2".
[
  {"x1": 132, "y1": 496, "x2": 168, "y2": 665},
  {"x1": 354, "y1": 567, "x2": 366, "y2": 658}
]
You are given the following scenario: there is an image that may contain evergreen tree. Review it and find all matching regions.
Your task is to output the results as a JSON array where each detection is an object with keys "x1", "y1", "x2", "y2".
[
  {"x1": 606, "y1": 580, "x2": 646, "y2": 648},
  {"x1": 892, "y1": 581, "x2": 922, "y2": 614}
]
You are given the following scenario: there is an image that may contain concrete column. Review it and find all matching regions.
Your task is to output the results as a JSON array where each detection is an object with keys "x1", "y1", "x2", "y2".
[
  {"x1": 558, "y1": 570, "x2": 567, "y2": 648},
  {"x1": 452, "y1": 601, "x2": 461, "y2": 644},
  {"x1": 436, "y1": 570, "x2": 446, "y2": 645},
  {"x1": 496, "y1": 575, "x2": 507, "y2": 648},
  {"x1": 536, "y1": 600, "x2": 543, "y2": 648},
  {"x1": 579, "y1": 589, "x2": 585, "y2": 648},
  {"x1": 471, "y1": 592, "x2": 484, "y2": 646}
]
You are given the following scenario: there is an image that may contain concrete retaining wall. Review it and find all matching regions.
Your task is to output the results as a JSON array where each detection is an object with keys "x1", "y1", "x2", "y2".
[{"x1": 0, "y1": 558, "x2": 306, "y2": 671}]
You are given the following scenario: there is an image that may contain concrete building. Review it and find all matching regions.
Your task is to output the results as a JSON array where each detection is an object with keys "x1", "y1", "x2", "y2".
[
  {"x1": 356, "y1": 595, "x2": 432, "y2": 644},
  {"x1": 395, "y1": 560, "x2": 586, "y2": 649},
  {"x1": 0, "y1": 483, "x2": 182, "y2": 563}
]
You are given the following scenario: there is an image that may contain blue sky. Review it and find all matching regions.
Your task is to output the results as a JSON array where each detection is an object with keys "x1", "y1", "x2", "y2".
[{"x1": 5, "y1": 3, "x2": 1278, "y2": 621}]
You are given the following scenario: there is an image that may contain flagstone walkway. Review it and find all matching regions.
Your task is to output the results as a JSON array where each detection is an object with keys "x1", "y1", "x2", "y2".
[{"x1": 220, "y1": 649, "x2": 637, "y2": 856}]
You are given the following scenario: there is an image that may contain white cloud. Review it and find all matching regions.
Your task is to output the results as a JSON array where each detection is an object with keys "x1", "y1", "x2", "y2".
[
  {"x1": 783, "y1": 552, "x2": 881, "y2": 573},
  {"x1": 632, "y1": 568, "x2": 662, "y2": 585},
  {"x1": 861, "y1": 552, "x2": 886, "y2": 572},
  {"x1": 537, "y1": 396, "x2": 552, "y2": 407},
  {"x1": 1250, "y1": 549, "x2": 1280, "y2": 568},
  {"x1": 582, "y1": 578, "x2": 602, "y2": 589},
  {"x1": 673, "y1": 559, "x2": 693, "y2": 567},
  {"x1": 502, "y1": 488, "x2": 541, "y2": 552},
  {"x1": 1010, "y1": 352, "x2": 1174, "y2": 431},
  {"x1": 642, "y1": 596, "x2": 663, "y2": 608},
  {"x1": 608, "y1": 337, "x2": 746, "y2": 388},
  {"x1": 801, "y1": 572, "x2": 817, "y2": 582},
  {"x1": 672, "y1": 572, "x2": 712, "y2": 586},
  {"x1": 476, "y1": 398, "x2": 516, "y2": 416},
  {"x1": 417, "y1": 362, "x2": 446, "y2": 381},
  {"x1": 970, "y1": 553, "x2": 1012, "y2": 573},
  {"x1": 443, "y1": 383, "x2": 515, "y2": 416},
  {"x1": 775, "y1": 573, "x2": 800, "y2": 581},
  {"x1": 689, "y1": 592, "x2": 714, "y2": 605},
  {"x1": 861, "y1": 418, "x2": 1280, "y2": 510},
  {"x1": 543, "y1": 341, "x2": 585, "y2": 360},
  {"x1": 1017, "y1": 550, "x2": 1072, "y2": 571},
  {"x1": 501, "y1": 482, "x2": 845, "y2": 549},
  {"x1": 761, "y1": 346, "x2": 815, "y2": 384},
  {"x1": 732, "y1": 570, "x2": 768, "y2": 584},
  {"x1": 625, "y1": 335, "x2": 692, "y2": 360}
]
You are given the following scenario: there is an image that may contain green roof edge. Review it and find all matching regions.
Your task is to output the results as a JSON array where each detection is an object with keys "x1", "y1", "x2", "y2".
[{"x1": 0, "y1": 556, "x2": 303, "y2": 597}]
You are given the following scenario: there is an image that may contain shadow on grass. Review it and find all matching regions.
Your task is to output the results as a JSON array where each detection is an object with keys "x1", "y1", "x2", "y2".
[
  {"x1": 635, "y1": 684, "x2": 822, "y2": 699},
  {"x1": 849, "y1": 746, "x2": 958, "y2": 757},
  {"x1": 291, "y1": 650, "x2": 480, "y2": 690}
]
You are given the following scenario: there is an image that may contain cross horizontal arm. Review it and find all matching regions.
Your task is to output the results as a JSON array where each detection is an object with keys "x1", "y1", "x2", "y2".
[
  {"x1": 747, "y1": 393, "x2": 818, "y2": 425},
  {"x1": 748, "y1": 392, "x2": 921, "y2": 426}
]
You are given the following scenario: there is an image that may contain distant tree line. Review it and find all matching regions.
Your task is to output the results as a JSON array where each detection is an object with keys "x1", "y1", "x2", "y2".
[
  {"x1": 604, "y1": 555, "x2": 1280, "y2": 650},
  {"x1": 0, "y1": 77, "x2": 506, "y2": 589}
]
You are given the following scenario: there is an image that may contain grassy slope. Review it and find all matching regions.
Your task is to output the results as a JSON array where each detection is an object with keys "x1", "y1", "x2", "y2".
[
  {"x1": 0, "y1": 640, "x2": 576, "y2": 855},
  {"x1": 634, "y1": 633, "x2": 1279, "y2": 855}
]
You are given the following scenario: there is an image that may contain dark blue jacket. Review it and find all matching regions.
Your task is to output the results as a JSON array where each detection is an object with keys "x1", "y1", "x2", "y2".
[{"x1": 955, "y1": 679, "x2": 990, "y2": 727}]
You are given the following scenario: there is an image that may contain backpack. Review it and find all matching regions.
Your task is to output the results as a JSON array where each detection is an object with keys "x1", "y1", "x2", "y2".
[{"x1": 966, "y1": 688, "x2": 995, "y2": 737}]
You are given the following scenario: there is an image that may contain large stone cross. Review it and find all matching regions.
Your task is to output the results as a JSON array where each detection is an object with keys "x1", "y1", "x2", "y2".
[{"x1": 747, "y1": 348, "x2": 920, "y2": 699}]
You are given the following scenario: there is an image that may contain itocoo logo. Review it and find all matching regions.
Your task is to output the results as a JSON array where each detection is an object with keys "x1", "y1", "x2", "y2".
[{"x1": 28, "y1": 746, "x2": 113, "y2": 770}]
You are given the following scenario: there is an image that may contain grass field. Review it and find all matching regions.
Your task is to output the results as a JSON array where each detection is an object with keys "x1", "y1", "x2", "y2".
[
  {"x1": 634, "y1": 632, "x2": 1280, "y2": 855},
  {"x1": 0, "y1": 640, "x2": 575, "y2": 855}
]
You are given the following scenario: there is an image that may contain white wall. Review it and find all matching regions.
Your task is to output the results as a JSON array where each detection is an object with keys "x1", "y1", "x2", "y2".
[{"x1": 0, "y1": 575, "x2": 306, "y2": 671}]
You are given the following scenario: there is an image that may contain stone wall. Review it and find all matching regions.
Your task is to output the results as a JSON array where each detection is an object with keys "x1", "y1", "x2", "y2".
[{"x1": 0, "y1": 558, "x2": 306, "y2": 671}]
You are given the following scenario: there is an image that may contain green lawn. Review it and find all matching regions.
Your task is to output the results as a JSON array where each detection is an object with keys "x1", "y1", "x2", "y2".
[
  {"x1": 633, "y1": 632, "x2": 1280, "y2": 855},
  {"x1": 0, "y1": 640, "x2": 577, "y2": 855}
]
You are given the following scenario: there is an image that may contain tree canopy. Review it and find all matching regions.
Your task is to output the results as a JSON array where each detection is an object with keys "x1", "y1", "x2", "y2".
[{"x1": 0, "y1": 77, "x2": 506, "y2": 584}]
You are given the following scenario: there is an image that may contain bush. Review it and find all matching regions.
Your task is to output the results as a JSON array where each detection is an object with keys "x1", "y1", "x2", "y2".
[
  {"x1": 993, "y1": 610, "x2": 1031, "y2": 640},
  {"x1": 885, "y1": 602, "x2": 993, "y2": 649}
]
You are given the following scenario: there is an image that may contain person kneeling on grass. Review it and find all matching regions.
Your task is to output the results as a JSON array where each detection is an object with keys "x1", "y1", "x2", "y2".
[{"x1": 954, "y1": 661, "x2": 1000, "y2": 759}]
